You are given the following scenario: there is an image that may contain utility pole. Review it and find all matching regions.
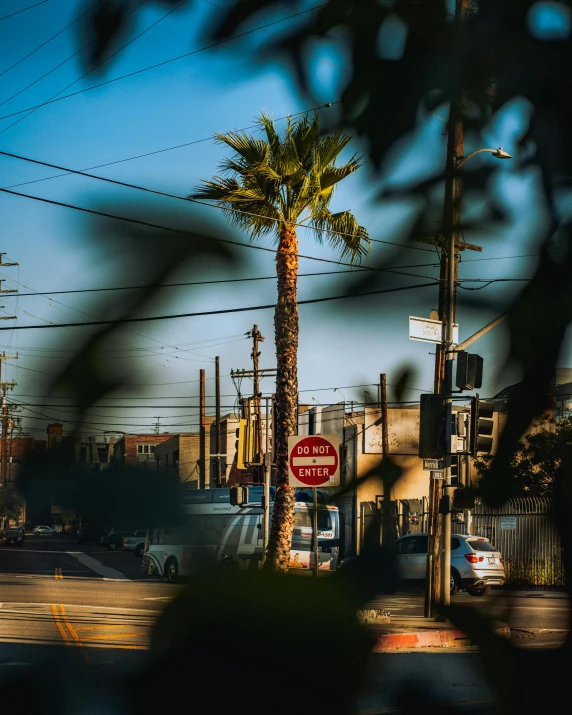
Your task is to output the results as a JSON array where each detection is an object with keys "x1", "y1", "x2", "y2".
[
  {"x1": 199, "y1": 368, "x2": 206, "y2": 489},
  {"x1": 0, "y1": 353, "x2": 17, "y2": 489},
  {"x1": 423, "y1": 0, "x2": 474, "y2": 617},
  {"x1": 247, "y1": 325, "x2": 265, "y2": 469},
  {"x1": 215, "y1": 355, "x2": 221, "y2": 487},
  {"x1": 262, "y1": 396, "x2": 272, "y2": 564},
  {"x1": 380, "y1": 374, "x2": 392, "y2": 546}
]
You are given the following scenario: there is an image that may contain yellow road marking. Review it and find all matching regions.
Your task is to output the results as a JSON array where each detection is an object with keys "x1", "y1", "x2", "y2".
[
  {"x1": 74, "y1": 624, "x2": 129, "y2": 631},
  {"x1": 83, "y1": 633, "x2": 141, "y2": 640},
  {"x1": 50, "y1": 605, "x2": 150, "y2": 652},
  {"x1": 58, "y1": 604, "x2": 82, "y2": 647},
  {"x1": 51, "y1": 604, "x2": 72, "y2": 646}
]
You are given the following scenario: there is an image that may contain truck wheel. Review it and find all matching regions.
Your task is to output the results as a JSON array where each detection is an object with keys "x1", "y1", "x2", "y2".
[{"x1": 165, "y1": 558, "x2": 179, "y2": 584}]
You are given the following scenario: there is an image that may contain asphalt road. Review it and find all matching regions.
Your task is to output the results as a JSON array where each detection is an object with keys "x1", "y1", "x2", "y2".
[
  {"x1": 0, "y1": 534, "x2": 176, "y2": 676},
  {"x1": 0, "y1": 535, "x2": 569, "y2": 714}
]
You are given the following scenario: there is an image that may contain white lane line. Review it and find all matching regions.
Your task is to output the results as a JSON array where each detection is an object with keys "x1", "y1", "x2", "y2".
[{"x1": 66, "y1": 552, "x2": 126, "y2": 580}]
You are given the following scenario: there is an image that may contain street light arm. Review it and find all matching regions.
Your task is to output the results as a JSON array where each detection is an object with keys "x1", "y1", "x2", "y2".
[
  {"x1": 456, "y1": 313, "x2": 507, "y2": 351},
  {"x1": 456, "y1": 147, "x2": 512, "y2": 169}
]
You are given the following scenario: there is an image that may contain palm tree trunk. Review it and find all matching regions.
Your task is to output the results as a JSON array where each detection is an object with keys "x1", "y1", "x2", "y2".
[{"x1": 265, "y1": 223, "x2": 298, "y2": 571}]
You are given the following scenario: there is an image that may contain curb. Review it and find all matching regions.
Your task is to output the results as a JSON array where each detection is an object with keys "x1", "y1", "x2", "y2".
[{"x1": 371, "y1": 622, "x2": 510, "y2": 651}]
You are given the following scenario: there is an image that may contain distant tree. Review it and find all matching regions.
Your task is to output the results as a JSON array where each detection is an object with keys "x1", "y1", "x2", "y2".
[
  {"x1": 0, "y1": 488, "x2": 22, "y2": 523},
  {"x1": 190, "y1": 113, "x2": 369, "y2": 570},
  {"x1": 474, "y1": 417, "x2": 572, "y2": 498}
]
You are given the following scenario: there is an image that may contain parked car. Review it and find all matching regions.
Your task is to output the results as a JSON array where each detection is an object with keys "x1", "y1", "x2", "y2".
[
  {"x1": 2, "y1": 528, "x2": 23, "y2": 546},
  {"x1": 34, "y1": 525, "x2": 58, "y2": 536},
  {"x1": 9, "y1": 525, "x2": 25, "y2": 540},
  {"x1": 101, "y1": 531, "x2": 130, "y2": 551},
  {"x1": 392, "y1": 533, "x2": 506, "y2": 596},
  {"x1": 123, "y1": 530, "x2": 147, "y2": 557}
]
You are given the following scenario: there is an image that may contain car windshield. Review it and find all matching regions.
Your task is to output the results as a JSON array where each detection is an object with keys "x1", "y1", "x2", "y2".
[{"x1": 467, "y1": 539, "x2": 496, "y2": 552}]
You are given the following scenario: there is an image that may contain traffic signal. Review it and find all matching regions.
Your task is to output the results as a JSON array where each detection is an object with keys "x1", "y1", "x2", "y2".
[
  {"x1": 230, "y1": 485, "x2": 249, "y2": 506},
  {"x1": 419, "y1": 394, "x2": 447, "y2": 458},
  {"x1": 469, "y1": 396, "x2": 495, "y2": 454},
  {"x1": 236, "y1": 418, "x2": 255, "y2": 469},
  {"x1": 455, "y1": 351, "x2": 484, "y2": 390}
]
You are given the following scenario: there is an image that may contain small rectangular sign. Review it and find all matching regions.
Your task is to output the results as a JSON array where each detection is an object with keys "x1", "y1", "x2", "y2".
[
  {"x1": 501, "y1": 516, "x2": 517, "y2": 530},
  {"x1": 409, "y1": 316, "x2": 459, "y2": 344},
  {"x1": 424, "y1": 459, "x2": 444, "y2": 470},
  {"x1": 431, "y1": 470, "x2": 444, "y2": 479}
]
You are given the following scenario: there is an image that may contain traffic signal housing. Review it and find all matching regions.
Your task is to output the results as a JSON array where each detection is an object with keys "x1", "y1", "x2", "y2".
[
  {"x1": 235, "y1": 418, "x2": 255, "y2": 469},
  {"x1": 419, "y1": 394, "x2": 447, "y2": 458},
  {"x1": 230, "y1": 485, "x2": 249, "y2": 506},
  {"x1": 469, "y1": 396, "x2": 495, "y2": 454},
  {"x1": 455, "y1": 351, "x2": 484, "y2": 390}
]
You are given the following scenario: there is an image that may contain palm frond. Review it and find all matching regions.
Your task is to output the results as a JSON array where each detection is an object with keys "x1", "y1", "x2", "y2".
[
  {"x1": 188, "y1": 178, "x2": 280, "y2": 240},
  {"x1": 258, "y1": 112, "x2": 281, "y2": 158},
  {"x1": 310, "y1": 209, "x2": 371, "y2": 263},
  {"x1": 319, "y1": 159, "x2": 362, "y2": 193},
  {"x1": 213, "y1": 131, "x2": 268, "y2": 166},
  {"x1": 316, "y1": 131, "x2": 353, "y2": 171},
  {"x1": 193, "y1": 113, "x2": 367, "y2": 247},
  {"x1": 290, "y1": 113, "x2": 320, "y2": 167}
]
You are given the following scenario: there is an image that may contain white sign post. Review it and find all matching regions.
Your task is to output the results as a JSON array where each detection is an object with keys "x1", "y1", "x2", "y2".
[{"x1": 288, "y1": 435, "x2": 340, "y2": 579}]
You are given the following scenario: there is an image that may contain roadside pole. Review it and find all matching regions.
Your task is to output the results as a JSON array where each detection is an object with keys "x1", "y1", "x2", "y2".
[
  {"x1": 313, "y1": 487, "x2": 319, "y2": 579},
  {"x1": 380, "y1": 374, "x2": 392, "y2": 546},
  {"x1": 262, "y1": 397, "x2": 271, "y2": 564},
  {"x1": 440, "y1": 0, "x2": 474, "y2": 609}
]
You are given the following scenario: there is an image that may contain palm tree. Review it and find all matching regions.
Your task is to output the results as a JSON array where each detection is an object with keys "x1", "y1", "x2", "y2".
[{"x1": 190, "y1": 112, "x2": 369, "y2": 571}]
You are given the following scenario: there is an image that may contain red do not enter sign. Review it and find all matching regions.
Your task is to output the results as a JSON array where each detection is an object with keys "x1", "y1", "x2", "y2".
[{"x1": 288, "y1": 435, "x2": 340, "y2": 488}]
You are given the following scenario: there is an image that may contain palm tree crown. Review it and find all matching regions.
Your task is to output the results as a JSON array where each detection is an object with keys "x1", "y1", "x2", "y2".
[{"x1": 189, "y1": 112, "x2": 370, "y2": 260}]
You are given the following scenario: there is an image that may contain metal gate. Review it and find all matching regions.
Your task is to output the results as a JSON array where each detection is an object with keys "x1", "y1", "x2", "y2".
[{"x1": 454, "y1": 497, "x2": 564, "y2": 589}]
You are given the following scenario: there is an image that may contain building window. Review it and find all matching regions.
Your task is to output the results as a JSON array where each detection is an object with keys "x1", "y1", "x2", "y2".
[{"x1": 137, "y1": 444, "x2": 155, "y2": 455}]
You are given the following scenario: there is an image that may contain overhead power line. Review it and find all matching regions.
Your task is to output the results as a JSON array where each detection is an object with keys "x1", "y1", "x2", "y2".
[
  {"x1": 0, "y1": 149, "x2": 436, "y2": 257},
  {"x1": 3, "y1": 269, "x2": 368, "y2": 296},
  {"x1": 0, "y1": 1, "x2": 96, "y2": 79},
  {"x1": 1, "y1": 102, "x2": 340, "y2": 192},
  {"x1": 0, "y1": 1, "x2": 48, "y2": 22},
  {"x1": 0, "y1": 4, "x2": 326, "y2": 123},
  {"x1": 0, "y1": 270, "x2": 531, "y2": 298},
  {"x1": 0, "y1": 188, "x2": 439, "y2": 274},
  {"x1": 0, "y1": 282, "x2": 436, "y2": 331},
  {"x1": 0, "y1": 0, "x2": 176, "y2": 135}
]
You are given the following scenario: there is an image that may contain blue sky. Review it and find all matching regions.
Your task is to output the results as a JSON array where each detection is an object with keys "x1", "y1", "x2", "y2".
[{"x1": 0, "y1": 0, "x2": 563, "y2": 437}]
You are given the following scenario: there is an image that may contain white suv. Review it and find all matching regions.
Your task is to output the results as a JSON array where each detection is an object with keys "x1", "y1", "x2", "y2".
[{"x1": 393, "y1": 533, "x2": 506, "y2": 596}]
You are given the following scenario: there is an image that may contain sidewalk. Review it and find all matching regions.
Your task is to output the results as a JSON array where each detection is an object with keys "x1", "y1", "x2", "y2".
[{"x1": 366, "y1": 615, "x2": 510, "y2": 652}]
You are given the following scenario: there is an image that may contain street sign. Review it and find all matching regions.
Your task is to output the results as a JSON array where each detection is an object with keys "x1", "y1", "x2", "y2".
[
  {"x1": 423, "y1": 458, "x2": 444, "y2": 470},
  {"x1": 431, "y1": 470, "x2": 444, "y2": 480},
  {"x1": 501, "y1": 516, "x2": 517, "y2": 530},
  {"x1": 288, "y1": 435, "x2": 340, "y2": 488},
  {"x1": 409, "y1": 316, "x2": 459, "y2": 344}
]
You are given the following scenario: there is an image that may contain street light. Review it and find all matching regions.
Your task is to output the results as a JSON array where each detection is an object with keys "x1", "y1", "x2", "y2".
[
  {"x1": 455, "y1": 147, "x2": 512, "y2": 169},
  {"x1": 439, "y1": 144, "x2": 513, "y2": 611}
]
